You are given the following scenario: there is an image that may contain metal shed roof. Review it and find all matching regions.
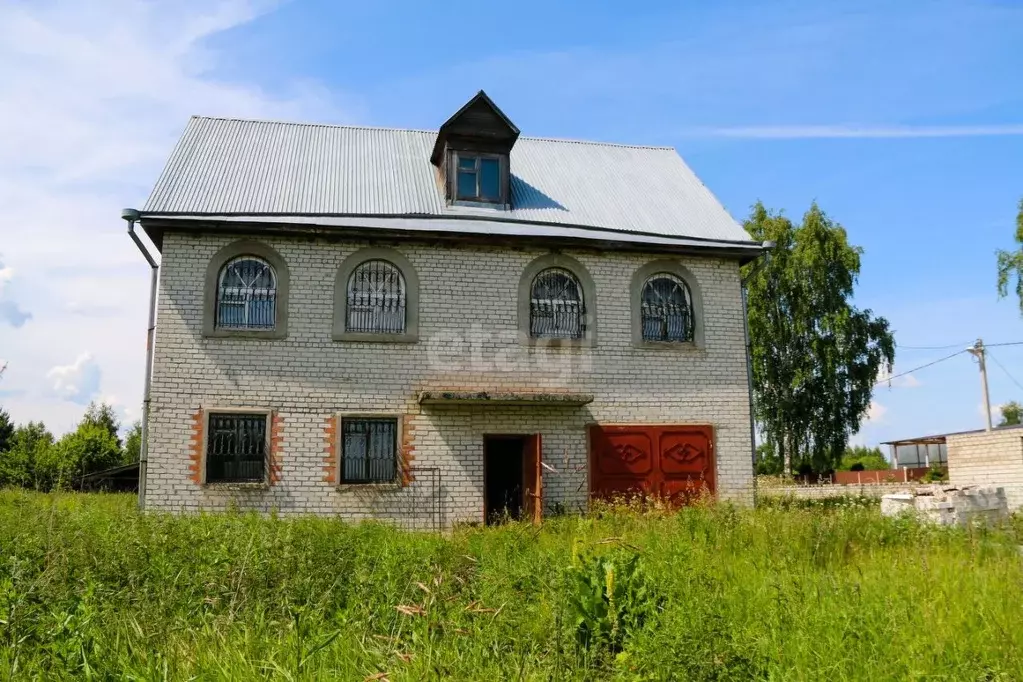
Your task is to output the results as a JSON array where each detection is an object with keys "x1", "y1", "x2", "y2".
[{"x1": 142, "y1": 116, "x2": 756, "y2": 247}]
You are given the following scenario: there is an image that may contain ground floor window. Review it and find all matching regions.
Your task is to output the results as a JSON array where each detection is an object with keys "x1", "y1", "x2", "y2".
[
  {"x1": 205, "y1": 412, "x2": 268, "y2": 483},
  {"x1": 341, "y1": 417, "x2": 398, "y2": 483}
]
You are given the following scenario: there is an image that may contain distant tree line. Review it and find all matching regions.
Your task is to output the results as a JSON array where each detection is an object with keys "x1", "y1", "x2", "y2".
[
  {"x1": 755, "y1": 442, "x2": 889, "y2": 476},
  {"x1": 0, "y1": 402, "x2": 139, "y2": 490}
]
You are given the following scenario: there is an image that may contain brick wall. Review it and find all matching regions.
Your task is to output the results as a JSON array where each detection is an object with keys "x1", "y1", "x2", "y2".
[
  {"x1": 947, "y1": 428, "x2": 1023, "y2": 510},
  {"x1": 145, "y1": 232, "x2": 754, "y2": 524}
]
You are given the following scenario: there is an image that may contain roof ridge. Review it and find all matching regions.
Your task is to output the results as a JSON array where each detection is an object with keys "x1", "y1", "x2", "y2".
[{"x1": 188, "y1": 115, "x2": 675, "y2": 151}]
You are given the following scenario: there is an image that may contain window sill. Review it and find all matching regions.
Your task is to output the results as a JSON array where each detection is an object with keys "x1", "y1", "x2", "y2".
[
  {"x1": 522, "y1": 336, "x2": 595, "y2": 349},
  {"x1": 332, "y1": 332, "x2": 418, "y2": 344},
  {"x1": 203, "y1": 481, "x2": 270, "y2": 491},
  {"x1": 204, "y1": 329, "x2": 286, "y2": 340},
  {"x1": 335, "y1": 481, "x2": 402, "y2": 492},
  {"x1": 450, "y1": 199, "x2": 509, "y2": 210},
  {"x1": 632, "y1": 340, "x2": 702, "y2": 351}
]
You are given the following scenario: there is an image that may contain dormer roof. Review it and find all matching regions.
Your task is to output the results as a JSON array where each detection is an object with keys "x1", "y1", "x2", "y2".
[{"x1": 430, "y1": 90, "x2": 520, "y2": 166}]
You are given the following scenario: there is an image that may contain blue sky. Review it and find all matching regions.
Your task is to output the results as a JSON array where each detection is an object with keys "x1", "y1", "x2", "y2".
[{"x1": 0, "y1": 0, "x2": 1021, "y2": 447}]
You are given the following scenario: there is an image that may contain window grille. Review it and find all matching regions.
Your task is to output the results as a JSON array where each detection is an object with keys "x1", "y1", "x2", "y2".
[
  {"x1": 455, "y1": 153, "x2": 502, "y2": 202},
  {"x1": 346, "y1": 260, "x2": 407, "y2": 334},
  {"x1": 205, "y1": 413, "x2": 267, "y2": 483},
  {"x1": 529, "y1": 267, "x2": 584, "y2": 339},
  {"x1": 341, "y1": 418, "x2": 398, "y2": 483},
  {"x1": 641, "y1": 273, "x2": 694, "y2": 342},
  {"x1": 216, "y1": 257, "x2": 277, "y2": 330}
]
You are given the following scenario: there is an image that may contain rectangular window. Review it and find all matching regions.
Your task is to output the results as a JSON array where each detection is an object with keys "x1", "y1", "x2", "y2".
[
  {"x1": 205, "y1": 412, "x2": 268, "y2": 483},
  {"x1": 341, "y1": 417, "x2": 398, "y2": 483},
  {"x1": 454, "y1": 153, "x2": 503, "y2": 203}
]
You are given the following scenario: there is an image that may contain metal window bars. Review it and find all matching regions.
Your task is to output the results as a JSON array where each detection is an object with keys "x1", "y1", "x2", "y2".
[
  {"x1": 216, "y1": 257, "x2": 277, "y2": 330},
  {"x1": 641, "y1": 273, "x2": 694, "y2": 342},
  {"x1": 341, "y1": 418, "x2": 398, "y2": 483},
  {"x1": 529, "y1": 267, "x2": 585, "y2": 339},
  {"x1": 205, "y1": 413, "x2": 267, "y2": 483},
  {"x1": 346, "y1": 260, "x2": 407, "y2": 334}
]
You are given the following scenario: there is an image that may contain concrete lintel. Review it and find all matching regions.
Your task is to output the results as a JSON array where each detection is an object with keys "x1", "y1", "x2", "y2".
[{"x1": 418, "y1": 390, "x2": 594, "y2": 406}]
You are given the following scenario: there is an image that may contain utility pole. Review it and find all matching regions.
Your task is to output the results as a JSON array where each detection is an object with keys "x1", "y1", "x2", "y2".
[{"x1": 967, "y1": 339, "x2": 993, "y2": 431}]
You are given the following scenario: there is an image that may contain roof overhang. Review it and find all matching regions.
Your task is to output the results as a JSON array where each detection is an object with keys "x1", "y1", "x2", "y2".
[
  {"x1": 418, "y1": 390, "x2": 593, "y2": 406},
  {"x1": 139, "y1": 214, "x2": 767, "y2": 262}
]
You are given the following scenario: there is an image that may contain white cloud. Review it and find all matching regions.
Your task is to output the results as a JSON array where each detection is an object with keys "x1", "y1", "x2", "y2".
[
  {"x1": 681, "y1": 124, "x2": 1023, "y2": 139},
  {"x1": 47, "y1": 353, "x2": 102, "y2": 405},
  {"x1": 0, "y1": 258, "x2": 31, "y2": 327},
  {"x1": 865, "y1": 400, "x2": 888, "y2": 424},
  {"x1": 0, "y1": 0, "x2": 351, "y2": 431}
]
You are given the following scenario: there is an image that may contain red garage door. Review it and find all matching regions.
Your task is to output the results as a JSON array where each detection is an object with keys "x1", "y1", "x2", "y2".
[{"x1": 589, "y1": 424, "x2": 715, "y2": 505}]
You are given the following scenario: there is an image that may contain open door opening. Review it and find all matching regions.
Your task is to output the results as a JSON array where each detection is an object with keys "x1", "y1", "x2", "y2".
[
  {"x1": 483, "y1": 434, "x2": 543, "y2": 525},
  {"x1": 484, "y1": 436, "x2": 524, "y2": 525}
]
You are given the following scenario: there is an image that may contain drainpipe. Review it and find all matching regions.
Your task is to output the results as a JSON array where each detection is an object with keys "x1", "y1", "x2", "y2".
[
  {"x1": 122, "y1": 208, "x2": 157, "y2": 511},
  {"x1": 741, "y1": 240, "x2": 775, "y2": 505}
]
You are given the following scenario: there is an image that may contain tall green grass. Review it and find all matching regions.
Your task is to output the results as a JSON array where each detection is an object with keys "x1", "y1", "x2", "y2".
[{"x1": 0, "y1": 490, "x2": 1021, "y2": 680}]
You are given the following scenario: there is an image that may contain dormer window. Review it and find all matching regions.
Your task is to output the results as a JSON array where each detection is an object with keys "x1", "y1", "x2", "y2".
[
  {"x1": 431, "y1": 91, "x2": 519, "y2": 209},
  {"x1": 455, "y1": 153, "x2": 504, "y2": 203}
]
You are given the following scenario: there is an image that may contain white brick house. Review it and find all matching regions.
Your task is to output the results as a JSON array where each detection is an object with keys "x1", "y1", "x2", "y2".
[{"x1": 129, "y1": 91, "x2": 766, "y2": 527}]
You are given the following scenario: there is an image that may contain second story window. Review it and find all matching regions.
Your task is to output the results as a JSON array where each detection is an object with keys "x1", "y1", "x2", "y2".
[
  {"x1": 641, "y1": 273, "x2": 694, "y2": 342},
  {"x1": 455, "y1": 153, "x2": 503, "y2": 203},
  {"x1": 529, "y1": 267, "x2": 584, "y2": 339},
  {"x1": 346, "y1": 260, "x2": 407, "y2": 334},
  {"x1": 216, "y1": 256, "x2": 277, "y2": 330}
]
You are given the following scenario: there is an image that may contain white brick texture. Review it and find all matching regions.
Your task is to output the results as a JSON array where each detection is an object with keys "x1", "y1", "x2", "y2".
[
  {"x1": 145, "y1": 232, "x2": 754, "y2": 524},
  {"x1": 948, "y1": 428, "x2": 1023, "y2": 510}
]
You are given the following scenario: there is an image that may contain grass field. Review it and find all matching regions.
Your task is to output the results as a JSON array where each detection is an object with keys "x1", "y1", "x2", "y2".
[{"x1": 0, "y1": 492, "x2": 1021, "y2": 680}]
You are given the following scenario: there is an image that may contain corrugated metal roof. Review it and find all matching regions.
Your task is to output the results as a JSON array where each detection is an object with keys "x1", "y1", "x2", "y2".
[{"x1": 142, "y1": 116, "x2": 754, "y2": 244}]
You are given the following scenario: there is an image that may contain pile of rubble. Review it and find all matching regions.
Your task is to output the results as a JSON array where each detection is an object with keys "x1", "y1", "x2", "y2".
[{"x1": 881, "y1": 485, "x2": 1008, "y2": 526}]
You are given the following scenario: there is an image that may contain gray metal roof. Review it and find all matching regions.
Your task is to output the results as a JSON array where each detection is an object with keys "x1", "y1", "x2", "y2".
[{"x1": 142, "y1": 116, "x2": 755, "y2": 245}]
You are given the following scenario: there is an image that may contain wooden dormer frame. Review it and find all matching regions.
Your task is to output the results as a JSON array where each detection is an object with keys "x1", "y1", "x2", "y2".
[{"x1": 431, "y1": 91, "x2": 519, "y2": 207}]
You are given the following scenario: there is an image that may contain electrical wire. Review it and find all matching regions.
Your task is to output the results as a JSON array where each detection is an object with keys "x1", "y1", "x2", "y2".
[
  {"x1": 898, "y1": 341, "x2": 974, "y2": 351},
  {"x1": 987, "y1": 341, "x2": 1023, "y2": 349},
  {"x1": 875, "y1": 349, "x2": 967, "y2": 387},
  {"x1": 987, "y1": 351, "x2": 1023, "y2": 393}
]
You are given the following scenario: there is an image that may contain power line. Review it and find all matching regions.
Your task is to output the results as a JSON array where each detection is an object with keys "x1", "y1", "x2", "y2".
[
  {"x1": 899, "y1": 341, "x2": 974, "y2": 351},
  {"x1": 987, "y1": 341, "x2": 1023, "y2": 349},
  {"x1": 875, "y1": 349, "x2": 967, "y2": 387},
  {"x1": 987, "y1": 351, "x2": 1023, "y2": 393}
]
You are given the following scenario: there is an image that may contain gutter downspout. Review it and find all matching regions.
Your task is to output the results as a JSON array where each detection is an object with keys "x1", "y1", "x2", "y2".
[
  {"x1": 122, "y1": 208, "x2": 157, "y2": 511},
  {"x1": 741, "y1": 241, "x2": 774, "y2": 506}
]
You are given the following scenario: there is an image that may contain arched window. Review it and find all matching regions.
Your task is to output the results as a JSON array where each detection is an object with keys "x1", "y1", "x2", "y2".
[
  {"x1": 641, "y1": 273, "x2": 693, "y2": 342},
  {"x1": 215, "y1": 256, "x2": 277, "y2": 330},
  {"x1": 529, "y1": 267, "x2": 584, "y2": 339},
  {"x1": 346, "y1": 259, "x2": 407, "y2": 334}
]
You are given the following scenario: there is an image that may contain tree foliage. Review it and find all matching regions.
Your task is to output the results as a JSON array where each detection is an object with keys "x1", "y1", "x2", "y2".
[
  {"x1": 1000, "y1": 401, "x2": 1022, "y2": 427},
  {"x1": 123, "y1": 421, "x2": 142, "y2": 464},
  {"x1": 37, "y1": 424, "x2": 122, "y2": 490},
  {"x1": 0, "y1": 408, "x2": 13, "y2": 453},
  {"x1": 838, "y1": 446, "x2": 889, "y2": 472},
  {"x1": 996, "y1": 198, "x2": 1023, "y2": 315},
  {"x1": 744, "y1": 202, "x2": 896, "y2": 474},
  {"x1": 82, "y1": 401, "x2": 121, "y2": 448},
  {"x1": 0, "y1": 421, "x2": 53, "y2": 488},
  {"x1": 0, "y1": 402, "x2": 132, "y2": 490}
]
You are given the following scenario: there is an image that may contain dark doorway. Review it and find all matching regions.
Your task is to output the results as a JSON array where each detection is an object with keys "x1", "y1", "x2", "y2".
[{"x1": 484, "y1": 436, "x2": 525, "y2": 525}]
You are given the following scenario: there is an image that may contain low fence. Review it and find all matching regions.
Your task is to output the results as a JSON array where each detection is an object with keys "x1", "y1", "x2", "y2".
[
  {"x1": 832, "y1": 467, "x2": 936, "y2": 485},
  {"x1": 756, "y1": 478, "x2": 936, "y2": 501}
]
